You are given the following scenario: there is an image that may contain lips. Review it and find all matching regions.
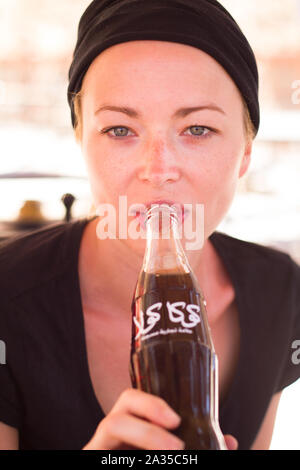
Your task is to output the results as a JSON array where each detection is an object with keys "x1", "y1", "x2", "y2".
[
  {"x1": 129, "y1": 200, "x2": 189, "y2": 226},
  {"x1": 145, "y1": 200, "x2": 182, "y2": 211}
]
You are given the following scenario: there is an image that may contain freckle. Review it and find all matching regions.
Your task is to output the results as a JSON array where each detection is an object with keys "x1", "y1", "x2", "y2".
[{"x1": 152, "y1": 139, "x2": 165, "y2": 155}]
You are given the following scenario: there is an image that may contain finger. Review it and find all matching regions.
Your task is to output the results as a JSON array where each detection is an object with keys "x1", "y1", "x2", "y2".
[
  {"x1": 224, "y1": 434, "x2": 238, "y2": 450},
  {"x1": 111, "y1": 389, "x2": 181, "y2": 429},
  {"x1": 96, "y1": 413, "x2": 185, "y2": 450}
]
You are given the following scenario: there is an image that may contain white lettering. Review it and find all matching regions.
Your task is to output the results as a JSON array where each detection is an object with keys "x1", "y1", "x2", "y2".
[
  {"x1": 185, "y1": 203, "x2": 205, "y2": 251},
  {"x1": 134, "y1": 301, "x2": 201, "y2": 339},
  {"x1": 134, "y1": 302, "x2": 162, "y2": 339},
  {"x1": 189, "y1": 455, "x2": 198, "y2": 464},
  {"x1": 167, "y1": 301, "x2": 201, "y2": 328},
  {"x1": 291, "y1": 80, "x2": 300, "y2": 105},
  {"x1": 118, "y1": 195, "x2": 128, "y2": 239},
  {"x1": 143, "y1": 331, "x2": 160, "y2": 340},
  {"x1": 167, "y1": 301, "x2": 186, "y2": 324},
  {"x1": 95, "y1": 204, "x2": 116, "y2": 239},
  {"x1": 100, "y1": 455, "x2": 136, "y2": 467},
  {"x1": 94, "y1": 196, "x2": 205, "y2": 250},
  {"x1": 159, "y1": 328, "x2": 178, "y2": 335},
  {"x1": 0, "y1": 340, "x2": 6, "y2": 365},
  {"x1": 185, "y1": 303, "x2": 201, "y2": 327},
  {"x1": 178, "y1": 327, "x2": 193, "y2": 334},
  {"x1": 291, "y1": 339, "x2": 300, "y2": 365}
]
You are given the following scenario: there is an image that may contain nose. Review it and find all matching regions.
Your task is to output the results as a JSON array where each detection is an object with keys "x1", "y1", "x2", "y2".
[{"x1": 137, "y1": 136, "x2": 181, "y2": 187}]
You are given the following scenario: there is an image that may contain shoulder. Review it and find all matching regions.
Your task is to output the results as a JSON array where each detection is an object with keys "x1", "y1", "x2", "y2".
[
  {"x1": 0, "y1": 218, "x2": 90, "y2": 302},
  {"x1": 210, "y1": 231, "x2": 300, "y2": 310},
  {"x1": 210, "y1": 231, "x2": 299, "y2": 280}
]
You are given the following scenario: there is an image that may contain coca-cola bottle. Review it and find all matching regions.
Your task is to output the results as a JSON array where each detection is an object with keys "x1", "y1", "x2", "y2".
[{"x1": 129, "y1": 203, "x2": 226, "y2": 450}]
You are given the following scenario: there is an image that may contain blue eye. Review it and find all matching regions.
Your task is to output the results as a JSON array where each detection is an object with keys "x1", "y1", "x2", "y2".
[
  {"x1": 99, "y1": 125, "x2": 215, "y2": 139},
  {"x1": 186, "y1": 126, "x2": 211, "y2": 137},
  {"x1": 100, "y1": 126, "x2": 133, "y2": 137}
]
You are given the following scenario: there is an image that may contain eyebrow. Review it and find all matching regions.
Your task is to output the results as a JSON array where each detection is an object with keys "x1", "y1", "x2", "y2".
[{"x1": 94, "y1": 104, "x2": 226, "y2": 118}]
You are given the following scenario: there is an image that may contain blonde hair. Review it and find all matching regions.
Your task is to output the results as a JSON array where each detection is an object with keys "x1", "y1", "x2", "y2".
[
  {"x1": 72, "y1": 91, "x2": 256, "y2": 143},
  {"x1": 72, "y1": 91, "x2": 83, "y2": 142}
]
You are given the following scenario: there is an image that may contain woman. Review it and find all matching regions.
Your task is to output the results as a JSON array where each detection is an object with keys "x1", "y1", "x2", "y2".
[{"x1": 0, "y1": 0, "x2": 299, "y2": 450}]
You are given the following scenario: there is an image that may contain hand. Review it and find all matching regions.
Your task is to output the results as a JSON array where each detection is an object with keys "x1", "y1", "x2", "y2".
[
  {"x1": 82, "y1": 388, "x2": 184, "y2": 450},
  {"x1": 82, "y1": 388, "x2": 239, "y2": 451},
  {"x1": 224, "y1": 434, "x2": 238, "y2": 450}
]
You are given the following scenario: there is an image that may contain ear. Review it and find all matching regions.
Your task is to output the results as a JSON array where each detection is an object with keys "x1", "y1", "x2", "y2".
[{"x1": 239, "y1": 140, "x2": 252, "y2": 178}]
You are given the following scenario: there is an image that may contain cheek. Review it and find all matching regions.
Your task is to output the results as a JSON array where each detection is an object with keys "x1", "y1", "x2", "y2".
[
  {"x1": 199, "y1": 149, "x2": 242, "y2": 222},
  {"x1": 82, "y1": 136, "x2": 129, "y2": 202},
  {"x1": 194, "y1": 146, "x2": 241, "y2": 191}
]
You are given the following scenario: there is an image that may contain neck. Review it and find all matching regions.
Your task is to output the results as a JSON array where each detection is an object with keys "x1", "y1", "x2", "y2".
[{"x1": 78, "y1": 217, "x2": 212, "y2": 317}]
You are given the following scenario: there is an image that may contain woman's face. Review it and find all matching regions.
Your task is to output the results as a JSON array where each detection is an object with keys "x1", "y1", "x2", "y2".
[{"x1": 80, "y1": 40, "x2": 252, "y2": 250}]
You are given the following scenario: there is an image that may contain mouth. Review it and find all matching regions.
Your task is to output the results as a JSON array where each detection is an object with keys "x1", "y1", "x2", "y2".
[{"x1": 129, "y1": 200, "x2": 190, "y2": 226}]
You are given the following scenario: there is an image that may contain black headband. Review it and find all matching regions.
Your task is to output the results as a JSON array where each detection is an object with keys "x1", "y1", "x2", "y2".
[{"x1": 68, "y1": 0, "x2": 259, "y2": 135}]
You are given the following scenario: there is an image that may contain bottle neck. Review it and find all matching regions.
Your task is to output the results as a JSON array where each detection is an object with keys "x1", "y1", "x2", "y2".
[{"x1": 142, "y1": 204, "x2": 192, "y2": 274}]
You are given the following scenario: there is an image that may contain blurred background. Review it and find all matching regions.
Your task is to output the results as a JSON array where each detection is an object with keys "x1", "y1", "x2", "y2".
[{"x1": 0, "y1": 0, "x2": 299, "y2": 449}]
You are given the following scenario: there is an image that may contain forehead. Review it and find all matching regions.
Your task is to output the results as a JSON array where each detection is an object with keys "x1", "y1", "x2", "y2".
[{"x1": 81, "y1": 40, "x2": 241, "y2": 111}]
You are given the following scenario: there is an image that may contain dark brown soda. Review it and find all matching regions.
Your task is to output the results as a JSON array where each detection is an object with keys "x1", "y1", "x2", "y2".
[{"x1": 130, "y1": 271, "x2": 224, "y2": 450}]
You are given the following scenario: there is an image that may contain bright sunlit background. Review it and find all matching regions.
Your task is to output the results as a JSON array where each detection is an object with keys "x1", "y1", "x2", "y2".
[{"x1": 0, "y1": 0, "x2": 299, "y2": 449}]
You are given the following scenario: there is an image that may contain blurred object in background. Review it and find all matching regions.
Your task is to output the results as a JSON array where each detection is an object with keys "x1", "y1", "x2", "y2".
[
  {"x1": 0, "y1": 184, "x2": 77, "y2": 240},
  {"x1": 0, "y1": 0, "x2": 91, "y2": 129},
  {"x1": 16, "y1": 199, "x2": 46, "y2": 226},
  {"x1": 219, "y1": 1, "x2": 300, "y2": 265},
  {"x1": 0, "y1": 168, "x2": 92, "y2": 240},
  {"x1": 61, "y1": 193, "x2": 76, "y2": 222},
  {"x1": 0, "y1": 0, "x2": 93, "y2": 240}
]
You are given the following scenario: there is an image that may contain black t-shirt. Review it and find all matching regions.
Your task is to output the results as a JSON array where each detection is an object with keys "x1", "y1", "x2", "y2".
[{"x1": 0, "y1": 217, "x2": 299, "y2": 450}]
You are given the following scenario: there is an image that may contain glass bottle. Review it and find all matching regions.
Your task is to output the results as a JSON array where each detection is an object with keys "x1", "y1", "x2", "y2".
[{"x1": 129, "y1": 204, "x2": 226, "y2": 450}]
